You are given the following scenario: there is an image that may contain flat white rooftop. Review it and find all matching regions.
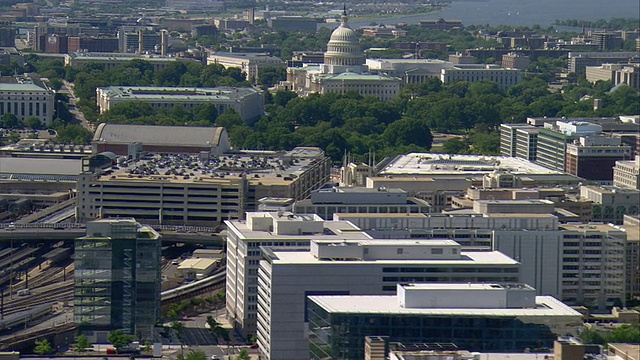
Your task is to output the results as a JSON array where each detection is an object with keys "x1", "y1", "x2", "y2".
[
  {"x1": 226, "y1": 219, "x2": 372, "y2": 240},
  {"x1": 268, "y1": 249, "x2": 519, "y2": 265},
  {"x1": 379, "y1": 153, "x2": 564, "y2": 176},
  {"x1": 308, "y1": 295, "x2": 581, "y2": 317}
]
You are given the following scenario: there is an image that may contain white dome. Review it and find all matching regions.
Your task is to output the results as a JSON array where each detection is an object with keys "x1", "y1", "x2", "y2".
[{"x1": 329, "y1": 23, "x2": 358, "y2": 43}]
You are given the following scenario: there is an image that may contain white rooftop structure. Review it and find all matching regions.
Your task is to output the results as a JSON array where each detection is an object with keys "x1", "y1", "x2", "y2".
[
  {"x1": 309, "y1": 293, "x2": 580, "y2": 317},
  {"x1": 269, "y1": 239, "x2": 519, "y2": 265},
  {"x1": 378, "y1": 153, "x2": 566, "y2": 177}
]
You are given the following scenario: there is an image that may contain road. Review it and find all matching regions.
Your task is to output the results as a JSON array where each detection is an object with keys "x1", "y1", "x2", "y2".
[
  {"x1": 60, "y1": 80, "x2": 95, "y2": 132},
  {"x1": 40, "y1": 206, "x2": 76, "y2": 224}
]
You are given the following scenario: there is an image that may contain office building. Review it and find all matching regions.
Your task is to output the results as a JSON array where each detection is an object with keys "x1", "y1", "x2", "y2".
[
  {"x1": 64, "y1": 52, "x2": 196, "y2": 72},
  {"x1": 586, "y1": 63, "x2": 640, "y2": 90},
  {"x1": 267, "y1": 17, "x2": 318, "y2": 32},
  {"x1": 590, "y1": 31, "x2": 623, "y2": 50},
  {"x1": 448, "y1": 52, "x2": 476, "y2": 64},
  {"x1": 225, "y1": 212, "x2": 371, "y2": 338},
  {"x1": 0, "y1": 75, "x2": 55, "y2": 126},
  {"x1": 74, "y1": 218, "x2": 161, "y2": 341},
  {"x1": 0, "y1": 22, "x2": 15, "y2": 47},
  {"x1": 68, "y1": 36, "x2": 119, "y2": 53},
  {"x1": 565, "y1": 136, "x2": 632, "y2": 181},
  {"x1": 337, "y1": 201, "x2": 628, "y2": 309},
  {"x1": 375, "y1": 153, "x2": 578, "y2": 184},
  {"x1": 501, "y1": 53, "x2": 531, "y2": 69},
  {"x1": 557, "y1": 223, "x2": 626, "y2": 308},
  {"x1": 568, "y1": 52, "x2": 638, "y2": 77},
  {"x1": 580, "y1": 185, "x2": 640, "y2": 224},
  {"x1": 293, "y1": 186, "x2": 431, "y2": 220},
  {"x1": 91, "y1": 124, "x2": 231, "y2": 155},
  {"x1": 257, "y1": 239, "x2": 520, "y2": 360},
  {"x1": 440, "y1": 64, "x2": 521, "y2": 89},
  {"x1": 621, "y1": 215, "x2": 640, "y2": 298},
  {"x1": 308, "y1": 283, "x2": 582, "y2": 358},
  {"x1": 614, "y1": 155, "x2": 640, "y2": 190},
  {"x1": 95, "y1": 86, "x2": 264, "y2": 123},
  {"x1": 207, "y1": 52, "x2": 286, "y2": 83},
  {"x1": 76, "y1": 147, "x2": 331, "y2": 226}
]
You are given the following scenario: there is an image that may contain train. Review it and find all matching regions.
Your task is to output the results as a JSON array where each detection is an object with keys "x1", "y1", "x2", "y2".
[{"x1": 0, "y1": 303, "x2": 53, "y2": 331}]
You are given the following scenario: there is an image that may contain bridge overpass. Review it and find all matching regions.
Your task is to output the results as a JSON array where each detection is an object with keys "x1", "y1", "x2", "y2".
[{"x1": 0, "y1": 222, "x2": 224, "y2": 245}]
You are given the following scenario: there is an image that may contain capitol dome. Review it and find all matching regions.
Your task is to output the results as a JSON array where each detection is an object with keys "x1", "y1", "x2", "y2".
[{"x1": 324, "y1": 8, "x2": 365, "y2": 68}]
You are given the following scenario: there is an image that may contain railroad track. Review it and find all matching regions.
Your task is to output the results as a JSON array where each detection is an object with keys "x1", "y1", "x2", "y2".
[{"x1": 2, "y1": 280, "x2": 74, "y2": 316}]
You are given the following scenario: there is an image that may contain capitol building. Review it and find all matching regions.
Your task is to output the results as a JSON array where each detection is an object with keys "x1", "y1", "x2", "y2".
[{"x1": 279, "y1": 9, "x2": 402, "y2": 101}]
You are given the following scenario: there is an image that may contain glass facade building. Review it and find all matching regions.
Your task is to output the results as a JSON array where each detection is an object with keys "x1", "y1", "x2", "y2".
[
  {"x1": 74, "y1": 218, "x2": 161, "y2": 341},
  {"x1": 307, "y1": 293, "x2": 582, "y2": 359}
]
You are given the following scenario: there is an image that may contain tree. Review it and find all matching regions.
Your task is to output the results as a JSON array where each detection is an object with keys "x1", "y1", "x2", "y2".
[
  {"x1": 236, "y1": 349, "x2": 250, "y2": 360},
  {"x1": 608, "y1": 324, "x2": 640, "y2": 342},
  {"x1": 107, "y1": 330, "x2": 133, "y2": 352},
  {"x1": 33, "y1": 338, "x2": 53, "y2": 355},
  {"x1": 206, "y1": 315, "x2": 230, "y2": 344},
  {"x1": 24, "y1": 116, "x2": 42, "y2": 130},
  {"x1": 441, "y1": 137, "x2": 469, "y2": 154},
  {"x1": 580, "y1": 327, "x2": 606, "y2": 345},
  {"x1": 382, "y1": 117, "x2": 433, "y2": 150},
  {"x1": 180, "y1": 349, "x2": 207, "y2": 360},
  {"x1": 1, "y1": 113, "x2": 21, "y2": 129},
  {"x1": 74, "y1": 334, "x2": 92, "y2": 352}
]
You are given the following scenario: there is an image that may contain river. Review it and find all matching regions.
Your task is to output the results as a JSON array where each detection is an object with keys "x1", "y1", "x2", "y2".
[{"x1": 349, "y1": 0, "x2": 640, "y2": 27}]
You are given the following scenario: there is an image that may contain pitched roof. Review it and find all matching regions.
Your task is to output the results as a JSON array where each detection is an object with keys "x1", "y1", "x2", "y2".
[{"x1": 92, "y1": 124, "x2": 227, "y2": 148}]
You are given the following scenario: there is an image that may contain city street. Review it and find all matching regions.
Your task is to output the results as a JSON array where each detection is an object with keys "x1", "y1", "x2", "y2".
[{"x1": 60, "y1": 79, "x2": 94, "y2": 132}]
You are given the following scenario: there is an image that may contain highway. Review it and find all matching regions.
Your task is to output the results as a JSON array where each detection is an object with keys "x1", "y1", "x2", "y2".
[
  {"x1": 0, "y1": 223, "x2": 224, "y2": 245},
  {"x1": 39, "y1": 206, "x2": 75, "y2": 224}
]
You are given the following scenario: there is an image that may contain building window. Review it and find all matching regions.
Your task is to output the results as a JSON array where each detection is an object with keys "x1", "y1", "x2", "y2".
[{"x1": 397, "y1": 248, "x2": 403, "y2": 255}]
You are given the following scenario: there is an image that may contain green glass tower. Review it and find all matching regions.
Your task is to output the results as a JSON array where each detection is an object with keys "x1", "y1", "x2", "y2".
[{"x1": 74, "y1": 218, "x2": 161, "y2": 341}]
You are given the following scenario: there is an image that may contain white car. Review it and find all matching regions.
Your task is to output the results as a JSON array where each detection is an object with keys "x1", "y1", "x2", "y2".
[{"x1": 210, "y1": 356, "x2": 219, "y2": 360}]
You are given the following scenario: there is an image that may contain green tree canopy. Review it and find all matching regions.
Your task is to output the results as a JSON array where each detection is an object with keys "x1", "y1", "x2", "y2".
[
  {"x1": 33, "y1": 339, "x2": 54, "y2": 355},
  {"x1": 107, "y1": 330, "x2": 133, "y2": 351}
]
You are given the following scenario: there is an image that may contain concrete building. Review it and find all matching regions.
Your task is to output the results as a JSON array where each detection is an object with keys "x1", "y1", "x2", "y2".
[
  {"x1": 76, "y1": 147, "x2": 331, "y2": 226},
  {"x1": 586, "y1": 63, "x2": 640, "y2": 90},
  {"x1": 225, "y1": 212, "x2": 371, "y2": 339},
  {"x1": 0, "y1": 75, "x2": 55, "y2": 126},
  {"x1": 536, "y1": 121, "x2": 601, "y2": 172},
  {"x1": 565, "y1": 136, "x2": 632, "y2": 181},
  {"x1": 308, "y1": 283, "x2": 582, "y2": 357},
  {"x1": 206, "y1": 52, "x2": 285, "y2": 83},
  {"x1": 257, "y1": 239, "x2": 520, "y2": 360},
  {"x1": 293, "y1": 186, "x2": 431, "y2": 220},
  {"x1": 501, "y1": 53, "x2": 531, "y2": 69},
  {"x1": 568, "y1": 52, "x2": 638, "y2": 77},
  {"x1": 74, "y1": 218, "x2": 161, "y2": 341},
  {"x1": 95, "y1": 86, "x2": 264, "y2": 123},
  {"x1": 439, "y1": 64, "x2": 521, "y2": 89},
  {"x1": 91, "y1": 124, "x2": 231, "y2": 155},
  {"x1": 267, "y1": 17, "x2": 318, "y2": 32},
  {"x1": 590, "y1": 31, "x2": 623, "y2": 50},
  {"x1": 68, "y1": 36, "x2": 120, "y2": 53},
  {"x1": 0, "y1": 21, "x2": 15, "y2": 47},
  {"x1": 365, "y1": 58, "x2": 455, "y2": 84},
  {"x1": 621, "y1": 214, "x2": 640, "y2": 299},
  {"x1": 557, "y1": 223, "x2": 627, "y2": 308},
  {"x1": 448, "y1": 52, "x2": 476, "y2": 64},
  {"x1": 614, "y1": 155, "x2": 640, "y2": 190},
  {"x1": 579, "y1": 185, "x2": 640, "y2": 224},
  {"x1": 176, "y1": 258, "x2": 218, "y2": 279},
  {"x1": 336, "y1": 204, "x2": 628, "y2": 309},
  {"x1": 64, "y1": 52, "x2": 195, "y2": 72}
]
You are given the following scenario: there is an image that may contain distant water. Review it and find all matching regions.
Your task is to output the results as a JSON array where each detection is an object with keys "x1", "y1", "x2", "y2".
[{"x1": 350, "y1": 0, "x2": 640, "y2": 27}]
